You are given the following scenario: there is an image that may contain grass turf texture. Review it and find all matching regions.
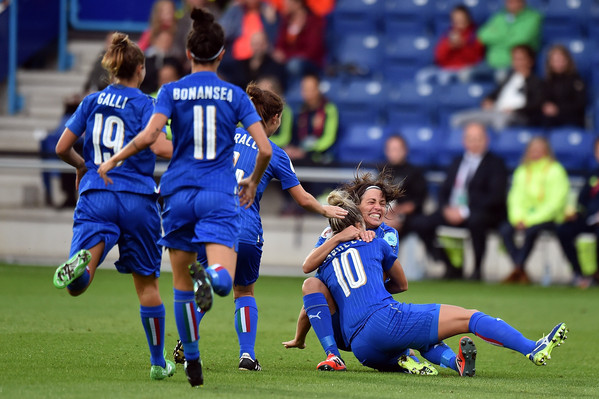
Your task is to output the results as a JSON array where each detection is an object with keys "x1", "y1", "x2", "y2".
[{"x1": 1, "y1": 264, "x2": 598, "y2": 399}]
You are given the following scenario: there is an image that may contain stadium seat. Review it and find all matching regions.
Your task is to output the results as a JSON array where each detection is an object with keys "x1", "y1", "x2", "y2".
[
  {"x1": 383, "y1": 0, "x2": 435, "y2": 36},
  {"x1": 548, "y1": 127, "x2": 595, "y2": 172},
  {"x1": 335, "y1": 79, "x2": 386, "y2": 125},
  {"x1": 284, "y1": 82, "x2": 302, "y2": 113},
  {"x1": 435, "y1": 126, "x2": 464, "y2": 167},
  {"x1": 490, "y1": 127, "x2": 543, "y2": 170},
  {"x1": 336, "y1": 33, "x2": 384, "y2": 77},
  {"x1": 437, "y1": 82, "x2": 493, "y2": 126},
  {"x1": 331, "y1": 0, "x2": 384, "y2": 35},
  {"x1": 385, "y1": 81, "x2": 438, "y2": 126},
  {"x1": 335, "y1": 124, "x2": 387, "y2": 165},
  {"x1": 394, "y1": 124, "x2": 441, "y2": 168},
  {"x1": 434, "y1": 0, "x2": 499, "y2": 26},
  {"x1": 384, "y1": 32, "x2": 434, "y2": 69}
]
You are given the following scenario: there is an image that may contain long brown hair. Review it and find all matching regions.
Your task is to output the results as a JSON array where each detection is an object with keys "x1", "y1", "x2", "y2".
[
  {"x1": 101, "y1": 32, "x2": 144, "y2": 81},
  {"x1": 545, "y1": 44, "x2": 578, "y2": 78},
  {"x1": 341, "y1": 167, "x2": 404, "y2": 209},
  {"x1": 246, "y1": 83, "x2": 284, "y2": 125}
]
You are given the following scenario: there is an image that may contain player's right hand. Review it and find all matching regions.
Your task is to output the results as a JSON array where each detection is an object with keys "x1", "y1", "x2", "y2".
[{"x1": 97, "y1": 159, "x2": 116, "y2": 185}]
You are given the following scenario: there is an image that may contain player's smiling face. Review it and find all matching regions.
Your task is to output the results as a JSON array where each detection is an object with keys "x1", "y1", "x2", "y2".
[{"x1": 359, "y1": 188, "x2": 386, "y2": 229}]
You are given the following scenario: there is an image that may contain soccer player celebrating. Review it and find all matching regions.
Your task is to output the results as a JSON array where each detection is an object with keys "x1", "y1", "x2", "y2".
[
  {"x1": 53, "y1": 32, "x2": 175, "y2": 380},
  {"x1": 310, "y1": 189, "x2": 567, "y2": 375},
  {"x1": 172, "y1": 83, "x2": 347, "y2": 371},
  {"x1": 284, "y1": 171, "x2": 436, "y2": 375},
  {"x1": 98, "y1": 9, "x2": 272, "y2": 387}
]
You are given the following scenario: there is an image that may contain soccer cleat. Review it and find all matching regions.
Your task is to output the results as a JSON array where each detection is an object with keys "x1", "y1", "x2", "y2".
[
  {"x1": 150, "y1": 359, "x2": 176, "y2": 380},
  {"x1": 456, "y1": 336, "x2": 477, "y2": 377},
  {"x1": 526, "y1": 322, "x2": 568, "y2": 366},
  {"x1": 53, "y1": 249, "x2": 91, "y2": 289},
  {"x1": 397, "y1": 355, "x2": 438, "y2": 375},
  {"x1": 184, "y1": 358, "x2": 204, "y2": 387},
  {"x1": 317, "y1": 353, "x2": 346, "y2": 371},
  {"x1": 173, "y1": 339, "x2": 185, "y2": 364},
  {"x1": 239, "y1": 353, "x2": 262, "y2": 371},
  {"x1": 189, "y1": 262, "x2": 214, "y2": 312}
]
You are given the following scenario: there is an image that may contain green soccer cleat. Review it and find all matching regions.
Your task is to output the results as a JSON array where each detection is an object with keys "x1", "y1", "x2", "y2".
[
  {"x1": 398, "y1": 355, "x2": 438, "y2": 375},
  {"x1": 150, "y1": 359, "x2": 176, "y2": 380},
  {"x1": 53, "y1": 249, "x2": 92, "y2": 289},
  {"x1": 527, "y1": 322, "x2": 568, "y2": 366}
]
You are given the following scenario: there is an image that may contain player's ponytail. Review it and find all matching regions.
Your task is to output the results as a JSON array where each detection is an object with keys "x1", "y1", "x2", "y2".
[
  {"x1": 327, "y1": 190, "x2": 364, "y2": 234},
  {"x1": 187, "y1": 8, "x2": 225, "y2": 64},
  {"x1": 101, "y1": 32, "x2": 144, "y2": 81},
  {"x1": 246, "y1": 83, "x2": 284, "y2": 125}
]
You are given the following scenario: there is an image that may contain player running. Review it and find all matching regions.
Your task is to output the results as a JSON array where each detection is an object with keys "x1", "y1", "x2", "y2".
[
  {"x1": 312, "y1": 189, "x2": 568, "y2": 376},
  {"x1": 283, "y1": 170, "x2": 436, "y2": 374},
  {"x1": 98, "y1": 9, "x2": 272, "y2": 387},
  {"x1": 52, "y1": 32, "x2": 175, "y2": 381}
]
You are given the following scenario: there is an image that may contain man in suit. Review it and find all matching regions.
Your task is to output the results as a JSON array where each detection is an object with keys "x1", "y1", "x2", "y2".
[{"x1": 412, "y1": 122, "x2": 508, "y2": 280}]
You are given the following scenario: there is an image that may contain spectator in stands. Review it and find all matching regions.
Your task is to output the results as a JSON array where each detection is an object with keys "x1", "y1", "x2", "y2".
[
  {"x1": 541, "y1": 44, "x2": 587, "y2": 128},
  {"x1": 226, "y1": 30, "x2": 286, "y2": 90},
  {"x1": 266, "y1": 0, "x2": 335, "y2": 17},
  {"x1": 381, "y1": 135, "x2": 428, "y2": 240},
  {"x1": 272, "y1": 0, "x2": 326, "y2": 85},
  {"x1": 140, "y1": 30, "x2": 183, "y2": 94},
  {"x1": 500, "y1": 137, "x2": 569, "y2": 284},
  {"x1": 138, "y1": 0, "x2": 179, "y2": 56},
  {"x1": 556, "y1": 138, "x2": 599, "y2": 288},
  {"x1": 451, "y1": 44, "x2": 543, "y2": 131},
  {"x1": 411, "y1": 122, "x2": 508, "y2": 280},
  {"x1": 417, "y1": 5, "x2": 485, "y2": 86},
  {"x1": 285, "y1": 73, "x2": 338, "y2": 166},
  {"x1": 477, "y1": 0, "x2": 542, "y2": 76},
  {"x1": 218, "y1": 0, "x2": 280, "y2": 82},
  {"x1": 256, "y1": 75, "x2": 293, "y2": 148}
]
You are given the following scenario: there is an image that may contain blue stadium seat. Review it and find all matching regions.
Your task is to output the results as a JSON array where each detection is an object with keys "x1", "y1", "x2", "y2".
[
  {"x1": 549, "y1": 127, "x2": 595, "y2": 172},
  {"x1": 385, "y1": 82, "x2": 438, "y2": 126},
  {"x1": 383, "y1": 0, "x2": 435, "y2": 35},
  {"x1": 335, "y1": 79, "x2": 386, "y2": 125},
  {"x1": 435, "y1": 126, "x2": 464, "y2": 167},
  {"x1": 284, "y1": 82, "x2": 302, "y2": 114},
  {"x1": 336, "y1": 34, "x2": 384, "y2": 77},
  {"x1": 542, "y1": 0, "x2": 592, "y2": 23},
  {"x1": 335, "y1": 124, "x2": 387, "y2": 165},
  {"x1": 437, "y1": 82, "x2": 493, "y2": 126},
  {"x1": 490, "y1": 127, "x2": 543, "y2": 170},
  {"x1": 434, "y1": 0, "x2": 499, "y2": 26},
  {"x1": 331, "y1": 0, "x2": 384, "y2": 34},
  {"x1": 384, "y1": 32, "x2": 434, "y2": 68},
  {"x1": 394, "y1": 124, "x2": 441, "y2": 168}
]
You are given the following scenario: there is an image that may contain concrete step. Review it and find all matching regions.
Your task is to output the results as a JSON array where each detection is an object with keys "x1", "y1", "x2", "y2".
[
  {"x1": 17, "y1": 70, "x2": 87, "y2": 88},
  {"x1": 0, "y1": 116, "x2": 60, "y2": 131}
]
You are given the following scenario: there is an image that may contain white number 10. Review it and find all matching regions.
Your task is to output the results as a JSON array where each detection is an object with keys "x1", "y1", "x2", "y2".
[
  {"x1": 332, "y1": 248, "x2": 367, "y2": 297},
  {"x1": 193, "y1": 105, "x2": 217, "y2": 160}
]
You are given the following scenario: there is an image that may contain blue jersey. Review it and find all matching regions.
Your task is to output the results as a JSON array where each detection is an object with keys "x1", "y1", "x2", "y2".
[
  {"x1": 154, "y1": 71, "x2": 262, "y2": 196},
  {"x1": 233, "y1": 127, "x2": 300, "y2": 244},
  {"x1": 315, "y1": 222, "x2": 399, "y2": 257},
  {"x1": 318, "y1": 238, "x2": 397, "y2": 346},
  {"x1": 66, "y1": 84, "x2": 159, "y2": 195}
]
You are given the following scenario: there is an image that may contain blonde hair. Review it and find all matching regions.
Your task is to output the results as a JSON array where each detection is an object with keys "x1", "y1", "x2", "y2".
[
  {"x1": 327, "y1": 190, "x2": 365, "y2": 234},
  {"x1": 522, "y1": 136, "x2": 555, "y2": 164},
  {"x1": 101, "y1": 32, "x2": 144, "y2": 80}
]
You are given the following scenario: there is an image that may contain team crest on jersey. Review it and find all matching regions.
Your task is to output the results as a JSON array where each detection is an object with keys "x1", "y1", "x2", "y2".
[
  {"x1": 383, "y1": 232, "x2": 398, "y2": 247},
  {"x1": 321, "y1": 226, "x2": 333, "y2": 239}
]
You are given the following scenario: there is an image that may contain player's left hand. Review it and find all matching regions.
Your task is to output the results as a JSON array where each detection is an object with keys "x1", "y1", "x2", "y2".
[
  {"x1": 238, "y1": 177, "x2": 258, "y2": 208},
  {"x1": 322, "y1": 205, "x2": 347, "y2": 219}
]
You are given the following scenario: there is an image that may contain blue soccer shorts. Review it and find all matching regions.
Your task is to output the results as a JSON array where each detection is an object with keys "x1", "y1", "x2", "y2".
[
  {"x1": 160, "y1": 187, "x2": 240, "y2": 253},
  {"x1": 70, "y1": 190, "x2": 162, "y2": 277}
]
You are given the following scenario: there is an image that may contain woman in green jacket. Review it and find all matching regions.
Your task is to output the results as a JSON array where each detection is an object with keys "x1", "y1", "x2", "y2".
[{"x1": 499, "y1": 137, "x2": 569, "y2": 284}]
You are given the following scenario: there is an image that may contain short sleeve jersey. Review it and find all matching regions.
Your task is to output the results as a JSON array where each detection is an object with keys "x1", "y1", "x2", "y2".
[
  {"x1": 233, "y1": 127, "x2": 300, "y2": 244},
  {"x1": 318, "y1": 238, "x2": 397, "y2": 345},
  {"x1": 315, "y1": 222, "x2": 400, "y2": 257},
  {"x1": 154, "y1": 71, "x2": 262, "y2": 196},
  {"x1": 65, "y1": 84, "x2": 158, "y2": 195}
]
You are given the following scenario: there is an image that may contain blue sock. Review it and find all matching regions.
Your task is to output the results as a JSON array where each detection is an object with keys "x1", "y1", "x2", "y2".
[
  {"x1": 421, "y1": 342, "x2": 458, "y2": 372},
  {"x1": 206, "y1": 264, "x2": 232, "y2": 296},
  {"x1": 303, "y1": 293, "x2": 340, "y2": 357},
  {"x1": 66, "y1": 267, "x2": 90, "y2": 292},
  {"x1": 173, "y1": 288, "x2": 200, "y2": 361},
  {"x1": 140, "y1": 304, "x2": 166, "y2": 367},
  {"x1": 469, "y1": 311, "x2": 535, "y2": 355},
  {"x1": 234, "y1": 296, "x2": 258, "y2": 358}
]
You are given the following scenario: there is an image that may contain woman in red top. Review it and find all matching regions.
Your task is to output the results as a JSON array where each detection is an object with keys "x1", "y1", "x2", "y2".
[{"x1": 417, "y1": 5, "x2": 484, "y2": 85}]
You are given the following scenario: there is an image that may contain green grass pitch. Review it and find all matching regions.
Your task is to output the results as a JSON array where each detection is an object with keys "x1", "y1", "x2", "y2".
[{"x1": 1, "y1": 264, "x2": 598, "y2": 398}]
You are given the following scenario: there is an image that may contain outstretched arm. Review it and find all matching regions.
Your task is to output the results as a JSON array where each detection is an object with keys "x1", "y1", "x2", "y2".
[
  {"x1": 282, "y1": 306, "x2": 309, "y2": 349},
  {"x1": 287, "y1": 184, "x2": 347, "y2": 219}
]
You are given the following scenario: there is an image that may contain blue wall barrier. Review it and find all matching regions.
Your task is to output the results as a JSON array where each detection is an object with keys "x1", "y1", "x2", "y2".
[{"x1": 69, "y1": 0, "x2": 155, "y2": 32}]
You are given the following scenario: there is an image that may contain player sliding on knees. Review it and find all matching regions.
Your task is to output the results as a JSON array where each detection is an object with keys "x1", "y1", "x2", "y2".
[
  {"x1": 172, "y1": 82, "x2": 347, "y2": 371},
  {"x1": 98, "y1": 9, "x2": 272, "y2": 388},
  {"x1": 53, "y1": 32, "x2": 175, "y2": 381},
  {"x1": 297, "y1": 189, "x2": 568, "y2": 376}
]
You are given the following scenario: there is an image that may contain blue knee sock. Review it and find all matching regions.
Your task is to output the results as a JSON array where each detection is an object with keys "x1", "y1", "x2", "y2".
[
  {"x1": 234, "y1": 296, "x2": 258, "y2": 358},
  {"x1": 140, "y1": 304, "x2": 166, "y2": 367},
  {"x1": 206, "y1": 264, "x2": 232, "y2": 296},
  {"x1": 303, "y1": 293, "x2": 340, "y2": 357},
  {"x1": 469, "y1": 312, "x2": 535, "y2": 355},
  {"x1": 173, "y1": 289, "x2": 200, "y2": 361},
  {"x1": 67, "y1": 267, "x2": 90, "y2": 292},
  {"x1": 421, "y1": 342, "x2": 458, "y2": 372}
]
